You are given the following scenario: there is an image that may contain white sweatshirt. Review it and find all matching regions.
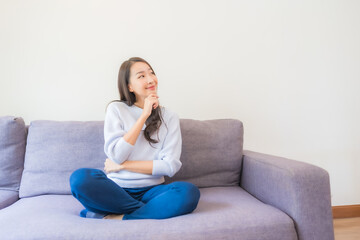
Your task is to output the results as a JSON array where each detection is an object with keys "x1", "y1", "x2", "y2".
[{"x1": 103, "y1": 101, "x2": 182, "y2": 188}]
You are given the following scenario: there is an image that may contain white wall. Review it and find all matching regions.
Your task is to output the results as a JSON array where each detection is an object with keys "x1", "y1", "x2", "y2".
[{"x1": 0, "y1": 0, "x2": 359, "y2": 206}]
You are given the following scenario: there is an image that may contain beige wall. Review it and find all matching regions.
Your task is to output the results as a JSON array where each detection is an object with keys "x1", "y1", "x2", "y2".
[{"x1": 1, "y1": 0, "x2": 359, "y2": 206}]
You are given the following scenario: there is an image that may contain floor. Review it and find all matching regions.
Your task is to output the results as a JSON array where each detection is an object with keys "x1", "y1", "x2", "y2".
[{"x1": 333, "y1": 217, "x2": 360, "y2": 240}]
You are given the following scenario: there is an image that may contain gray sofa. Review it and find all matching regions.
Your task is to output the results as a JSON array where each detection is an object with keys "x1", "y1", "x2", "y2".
[{"x1": 0, "y1": 116, "x2": 334, "y2": 240}]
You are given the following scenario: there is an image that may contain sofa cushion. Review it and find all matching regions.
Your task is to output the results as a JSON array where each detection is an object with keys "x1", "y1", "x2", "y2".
[
  {"x1": 19, "y1": 121, "x2": 107, "y2": 198},
  {"x1": 0, "y1": 187, "x2": 296, "y2": 240},
  {"x1": 165, "y1": 119, "x2": 244, "y2": 187},
  {"x1": 0, "y1": 116, "x2": 27, "y2": 192},
  {"x1": 0, "y1": 190, "x2": 19, "y2": 209}
]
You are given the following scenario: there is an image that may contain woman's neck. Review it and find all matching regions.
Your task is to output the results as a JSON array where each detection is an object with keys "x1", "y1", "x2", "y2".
[{"x1": 134, "y1": 101, "x2": 144, "y2": 109}]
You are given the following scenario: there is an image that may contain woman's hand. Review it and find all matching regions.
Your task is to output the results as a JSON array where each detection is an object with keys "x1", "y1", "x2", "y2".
[
  {"x1": 142, "y1": 93, "x2": 159, "y2": 118},
  {"x1": 104, "y1": 158, "x2": 123, "y2": 173}
]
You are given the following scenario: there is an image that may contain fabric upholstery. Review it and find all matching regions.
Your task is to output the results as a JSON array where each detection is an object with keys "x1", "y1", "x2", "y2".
[
  {"x1": 2, "y1": 116, "x2": 334, "y2": 240},
  {"x1": 0, "y1": 116, "x2": 27, "y2": 209},
  {"x1": 241, "y1": 150, "x2": 334, "y2": 240},
  {"x1": 0, "y1": 116, "x2": 27, "y2": 191},
  {"x1": 0, "y1": 190, "x2": 19, "y2": 209},
  {"x1": 165, "y1": 119, "x2": 244, "y2": 187},
  {"x1": 20, "y1": 119, "x2": 243, "y2": 197},
  {"x1": 0, "y1": 187, "x2": 297, "y2": 240},
  {"x1": 19, "y1": 120, "x2": 107, "y2": 198}
]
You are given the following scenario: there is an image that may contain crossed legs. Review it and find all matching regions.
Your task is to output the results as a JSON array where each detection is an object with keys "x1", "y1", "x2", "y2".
[{"x1": 69, "y1": 168, "x2": 200, "y2": 220}]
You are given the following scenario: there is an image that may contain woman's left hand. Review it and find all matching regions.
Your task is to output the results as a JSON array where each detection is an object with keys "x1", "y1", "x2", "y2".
[{"x1": 104, "y1": 158, "x2": 123, "y2": 173}]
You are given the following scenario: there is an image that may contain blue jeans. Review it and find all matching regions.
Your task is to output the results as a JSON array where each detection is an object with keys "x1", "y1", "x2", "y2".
[{"x1": 69, "y1": 168, "x2": 201, "y2": 220}]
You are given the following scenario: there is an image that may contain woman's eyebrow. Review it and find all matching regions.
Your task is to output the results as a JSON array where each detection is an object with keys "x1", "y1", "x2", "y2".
[{"x1": 136, "y1": 68, "x2": 152, "y2": 75}]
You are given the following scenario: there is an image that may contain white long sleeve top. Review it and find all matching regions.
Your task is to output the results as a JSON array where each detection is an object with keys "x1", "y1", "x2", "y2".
[{"x1": 104, "y1": 101, "x2": 182, "y2": 188}]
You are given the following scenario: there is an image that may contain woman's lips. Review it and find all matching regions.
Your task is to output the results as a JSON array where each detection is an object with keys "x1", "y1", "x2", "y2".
[{"x1": 147, "y1": 86, "x2": 156, "y2": 90}]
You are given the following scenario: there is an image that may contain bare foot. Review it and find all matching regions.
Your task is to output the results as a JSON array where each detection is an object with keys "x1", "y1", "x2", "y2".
[{"x1": 103, "y1": 214, "x2": 124, "y2": 220}]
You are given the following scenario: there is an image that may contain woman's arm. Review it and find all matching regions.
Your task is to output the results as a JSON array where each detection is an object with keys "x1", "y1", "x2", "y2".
[
  {"x1": 104, "y1": 111, "x2": 146, "y2": 164},
  {"x1": 123, "y1": 94, "x2": 160, "y2": 145},
  {"x1": 104, "y1": 105, "x2": 135, "y2": 164},
  {"x1": 104, "y1": 112, "x2": 182, "y2": 177},
  {"x1": 123, "y1": 115, "x2": 147, "y2": 146},
  {"x1": 104, "y1": 95, "x2": 159, "y2": 164},
  {"x1": 104, "y1": 159, "x2": 153, "y2": 175}
]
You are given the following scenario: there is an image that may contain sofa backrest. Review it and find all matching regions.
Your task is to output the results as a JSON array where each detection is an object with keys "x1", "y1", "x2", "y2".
[
  {"x1": 19, "y1": 120, "x2": 106, "y2": 198},
  {"x1": 165, "y1": 119, "x2": 244, "y2": 187},
  {"x1": 0, "y1": 116, "x2": 27, "y2": 192},
  {"x1": 19, "y1": 119, "x2": 244, "y2": 198}
]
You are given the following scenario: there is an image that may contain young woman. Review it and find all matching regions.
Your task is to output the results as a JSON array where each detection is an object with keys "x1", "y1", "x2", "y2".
[{"x1": 69, "y1": 57, "x2": 200, "y2": 220}]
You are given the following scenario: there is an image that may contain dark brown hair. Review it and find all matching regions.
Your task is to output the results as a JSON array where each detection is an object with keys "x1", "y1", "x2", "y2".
[{"x1": 106, "y1": 57, "x2": 165, "y2": 147}]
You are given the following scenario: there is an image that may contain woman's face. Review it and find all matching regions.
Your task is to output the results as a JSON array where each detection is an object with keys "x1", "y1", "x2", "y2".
[{"x1": 128, "y1": 62, "x2": 158, "y2": 101}]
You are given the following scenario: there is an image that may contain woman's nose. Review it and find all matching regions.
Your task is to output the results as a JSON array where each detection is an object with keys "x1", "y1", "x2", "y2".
[{"x1": 147, "y1": 77, "x2": 154, "y2": 84}]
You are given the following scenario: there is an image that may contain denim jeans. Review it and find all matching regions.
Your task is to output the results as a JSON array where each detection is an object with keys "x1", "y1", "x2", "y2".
[{"x1": 69, "y1": 168, "x2": 201, "y2": 220}]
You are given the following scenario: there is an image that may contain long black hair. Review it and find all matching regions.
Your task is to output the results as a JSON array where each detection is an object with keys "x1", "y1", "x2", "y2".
[{"x1": 106, "y1": 57, "x2": 165, "y2": 147}]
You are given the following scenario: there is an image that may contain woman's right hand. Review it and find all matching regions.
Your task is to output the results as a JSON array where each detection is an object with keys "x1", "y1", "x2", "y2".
[
  {"x1": 104, "y1": 158, "x2": 123, "y2": 173},
  {"x1": 141, "y1": 93, "x2": 159, "y2": 118}
]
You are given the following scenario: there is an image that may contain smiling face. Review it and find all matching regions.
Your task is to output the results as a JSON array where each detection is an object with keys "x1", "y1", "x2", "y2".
[{"x1": 128, "y1": 62, "x2": 158, "y2": 102}]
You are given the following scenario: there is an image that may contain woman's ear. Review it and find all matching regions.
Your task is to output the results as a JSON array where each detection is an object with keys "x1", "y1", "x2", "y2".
[{"x1": 128, "y1": 84, "x2": 133, "y2": 92}]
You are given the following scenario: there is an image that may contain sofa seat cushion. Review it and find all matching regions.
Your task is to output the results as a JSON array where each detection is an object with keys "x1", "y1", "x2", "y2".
[
  {"x1": 0, "y1": 190, "x2": 19, "y2": 209},
  {"x1": 0, "y1": 187, "x2": 297, "y2": 240}
]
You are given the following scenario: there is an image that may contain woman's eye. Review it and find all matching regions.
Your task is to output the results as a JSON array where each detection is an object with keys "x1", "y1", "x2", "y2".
[{"x1": 139, "y1": 75, "x2": 144, "y2": 78}]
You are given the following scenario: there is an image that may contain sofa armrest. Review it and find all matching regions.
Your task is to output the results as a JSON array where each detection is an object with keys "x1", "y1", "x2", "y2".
[
  {"x1": 0, "y1": 190, "x2": 19, "y2": 210},
  {"x1": 240, "y1": 150, "x2": 334, "y2": 240}
]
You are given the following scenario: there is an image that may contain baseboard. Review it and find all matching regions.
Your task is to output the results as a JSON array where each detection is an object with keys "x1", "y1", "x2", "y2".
[{"x1": 332, "y1": 205, "x2": 360, "y2": 218}]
